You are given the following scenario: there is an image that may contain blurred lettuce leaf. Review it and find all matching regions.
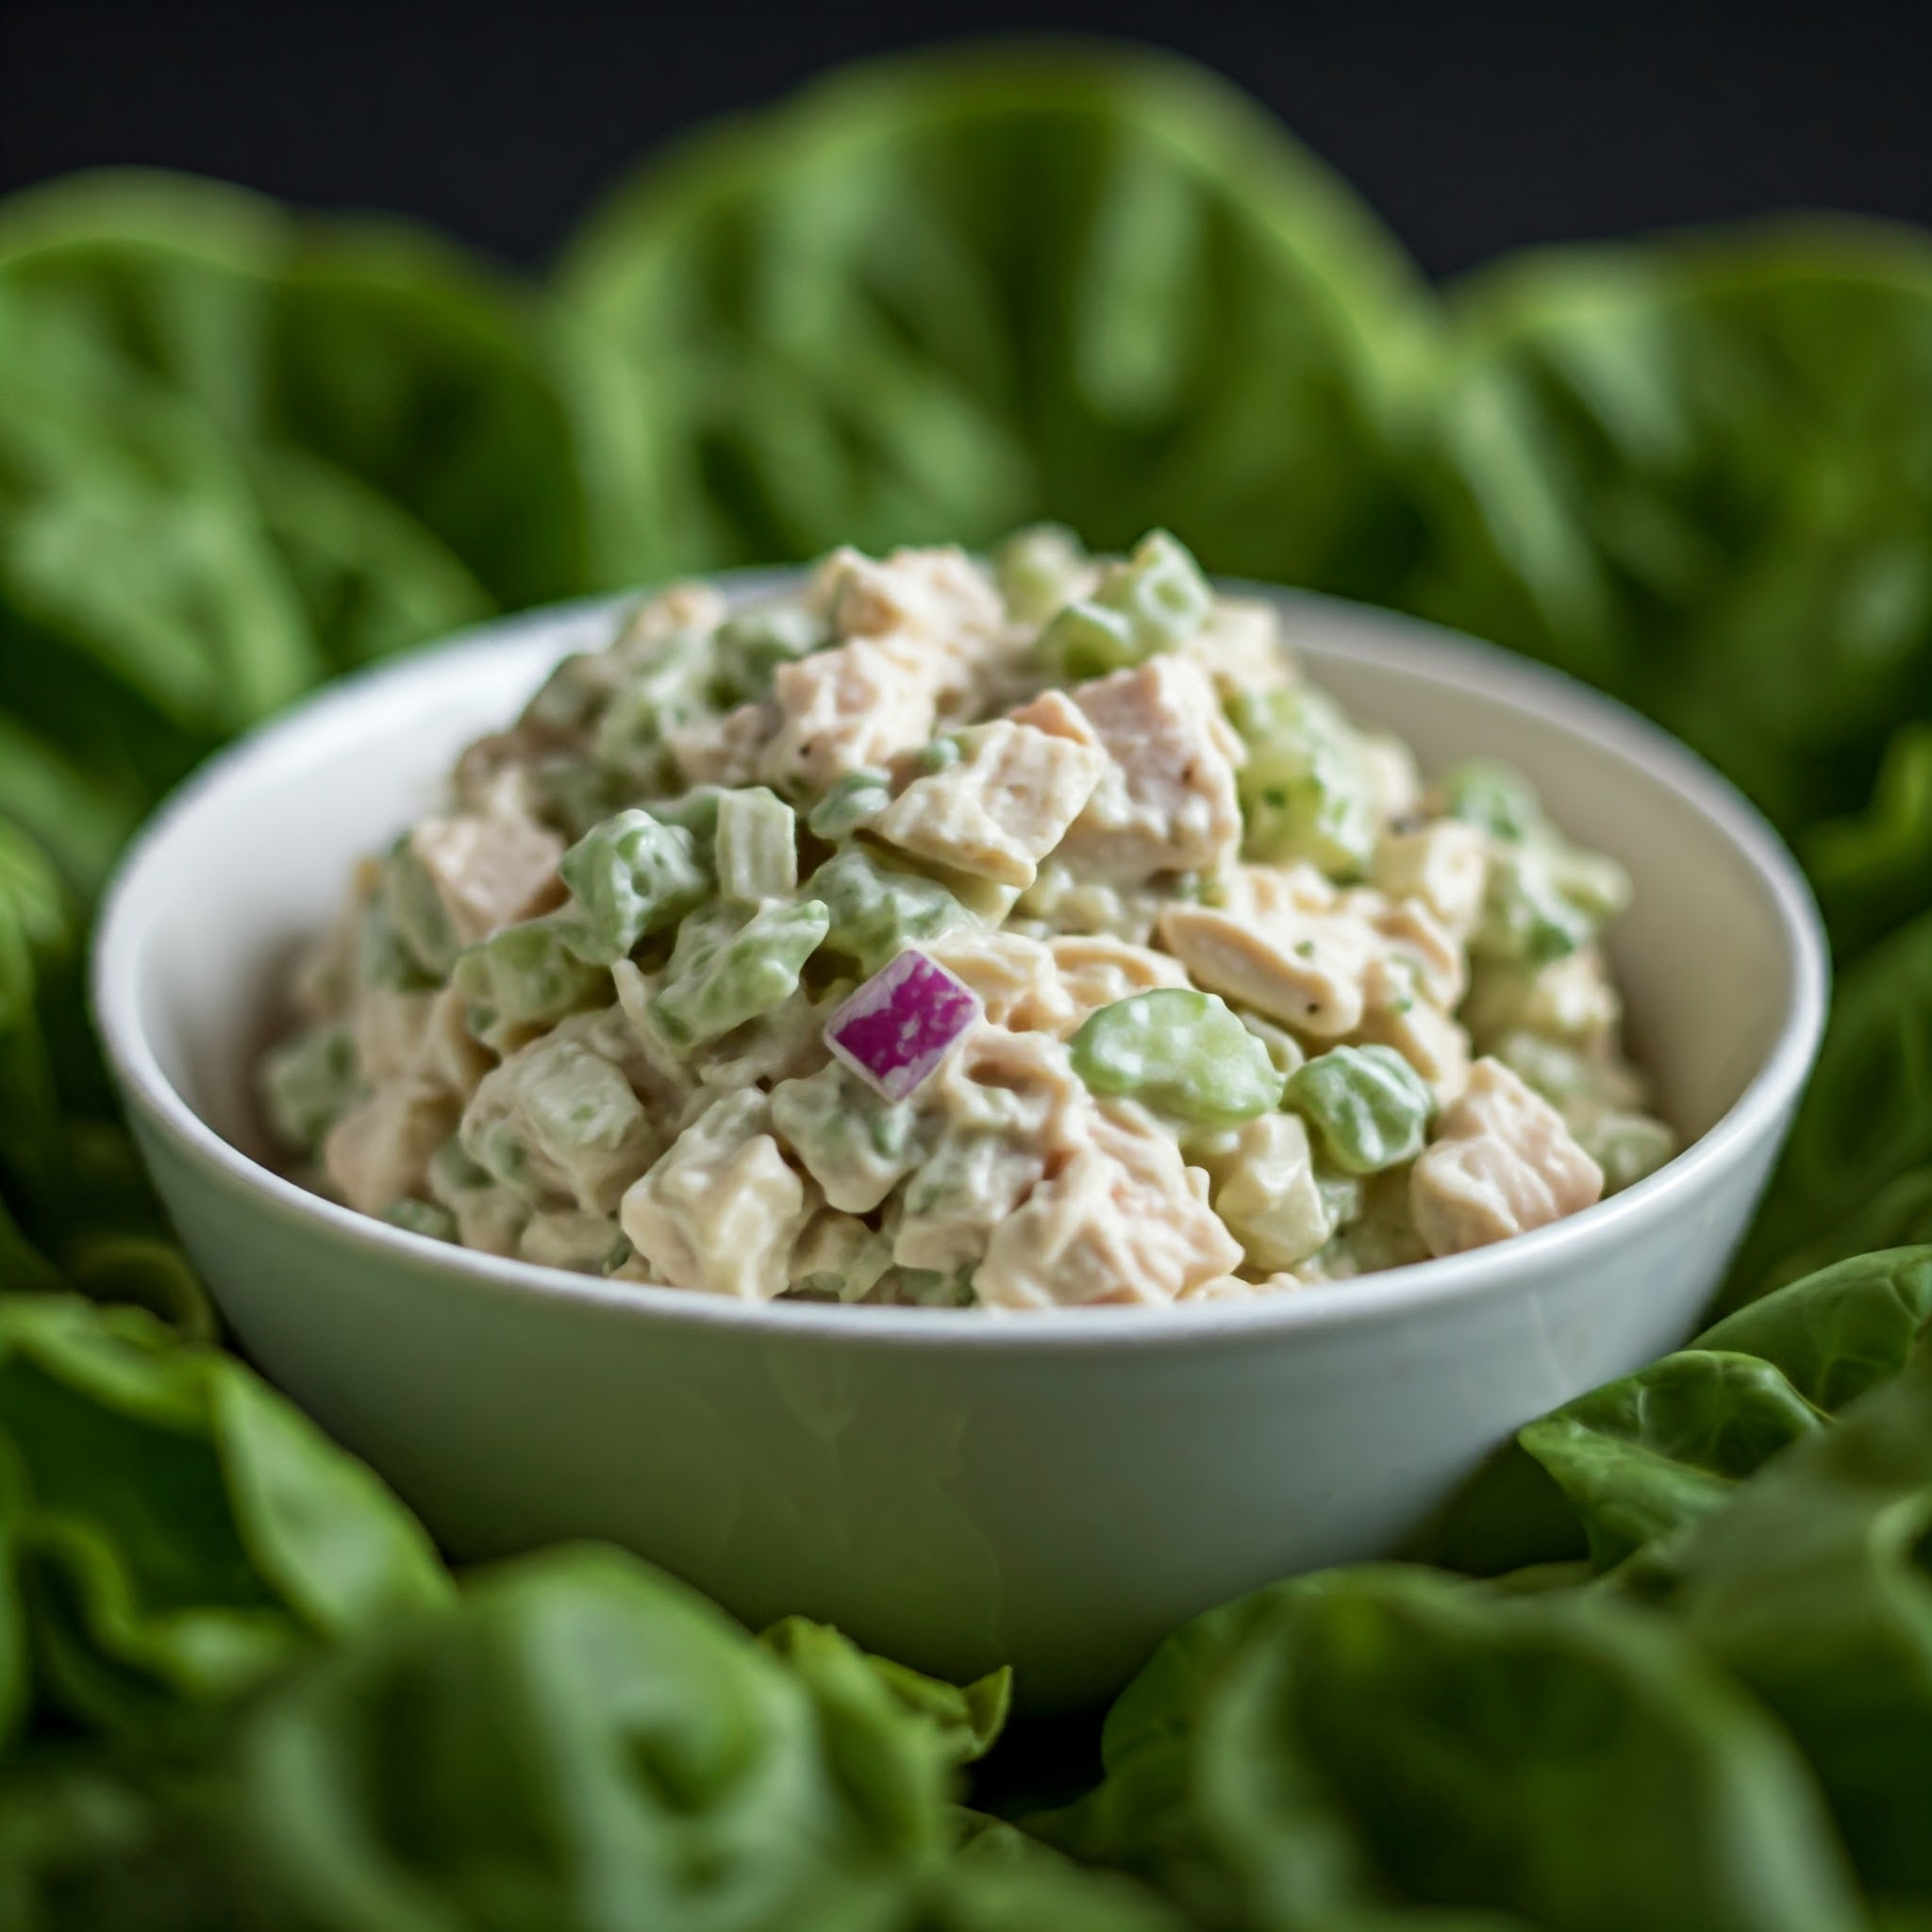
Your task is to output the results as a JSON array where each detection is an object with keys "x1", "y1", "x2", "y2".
[
  {"x1": 1039, "y1": 1565, "x2": 1857, "y2": 1932},
  {"x1": 1806, "y1": 721, "x2": 1932, "y2": 959},
  {"x1": 1660, "y1": 1329, "x2": 1932, "y2": 1907},
  {"x1": 1420, "y1": 1247, "x2": 1932, "y2": 1577},
  {"x1": 1404, "y1": 225, "x2": 1932, "y2": 838},
  {"x1": 1728, "y1": 908, "x2": 1932, "y2": 1291},
  {"x1": 558, "y1": 43, "x2": 1437, "y2": 591},
  {"x1": 0, "y1": 170, "x2": 592, "y2": 621},
  {"x1": 0, "y1": 171, "x2": 603, "y2": 1282},
  {"x1": 0, "y1": 1295, "x2": 450, "y2": 1748},
  {"x1": 762, "y1": 1614, "x2": 1013, "y2": 1772}
]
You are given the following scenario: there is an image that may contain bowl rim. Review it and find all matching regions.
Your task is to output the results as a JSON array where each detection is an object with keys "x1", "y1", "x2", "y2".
[{"x1": 92, "y1": 577, "x2": 1830, "y2": 1354}]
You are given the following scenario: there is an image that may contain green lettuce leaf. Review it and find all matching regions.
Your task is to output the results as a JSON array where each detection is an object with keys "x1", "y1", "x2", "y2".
[
  {"x1": 1405, "y1": 225, "x2": 1932, "y2": 838},
  {"x1": 0, "y1": 170, "x2": 592, "y2": 621},
  {"x1": 0, "y1": 1295, "x2": 449, "y2": 1745},
  {"x1": 228, "y1": 1546, "x2": 956, "y2": 1930},
  {"x1": 1422, "y1": 1249, "x2": 1932, "y2": 1577},
  {"x1": 1806, "y1": 722, "x2": 1932, "y2": 961},
  {"x1": 558, "y1": 43, "x2": 1434, "y2": 590},
  {"x1": 762, "y1": 1616, "x2": 1012, "y2": 1770},
  {"x1": 1041, "y1": 1567, "x2": 1856, "y2": 1932},
  {"x1": 1727, "y1": 912, "x2": 1932, "y2": 1295},
  {"x1": 1662, "y1": 1329, "x2": 1932, "y2": 1907}
]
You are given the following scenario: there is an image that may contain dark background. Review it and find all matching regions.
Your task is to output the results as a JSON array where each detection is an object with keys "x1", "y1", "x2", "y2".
[{"x1": 4, "y1": 0, "x2": 1931, "y2": 277}]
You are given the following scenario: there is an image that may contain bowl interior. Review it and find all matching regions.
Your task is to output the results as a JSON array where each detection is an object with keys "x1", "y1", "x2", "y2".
[{"x1": 111, "y1": 589, "x2": 1802, "y2": 1205}]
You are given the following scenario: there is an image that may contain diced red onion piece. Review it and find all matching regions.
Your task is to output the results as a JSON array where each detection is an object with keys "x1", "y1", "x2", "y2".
[{"x1": 824, "y1": 948, "x2": 982, "y2": 1101}]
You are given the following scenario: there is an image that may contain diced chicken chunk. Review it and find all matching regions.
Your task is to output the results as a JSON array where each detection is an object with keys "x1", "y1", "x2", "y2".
[
  {"x1": 1359, "y1": 892, "x2": 1466, "y2": 1010},
  {"x1": 1058, "y1": 658, "x2": 1244, "y2": 883},
  {"x1": 354, "y1": 985, "x2": 492, "y2": 1102},
  {"x1": 671, "y1": 701, "x2": 774, "y2": 788},
  {"x1": 520, "y1": 1208, "x2": 623, "y2": 1274},
  {"x1": 1046, "y1": 935, "x2": 1192, "y2": 1030},
  {"x1": 874, "y1": 718, "x2": 1106, "y2": 888},
  {"x1": 923, "y1": 931, "x2": 1076, "y2": 1037},
  {"x1": 1211, "y1": 1111, "x2": 1335, "y2": 1272},
  {"x1": 613, "y1": 580, "x2": 728, "y2": 662},
  {"x1": 620, "y1": 1091, "x2": 810, "y2": 1299},
  {"x1": 1178, "y1": 597, "x2": 1296, "y2": 699},
  {"x1": 1462, "y1": 945, "x2": 1623, "y2": 1051},
  {"x1": 893, "y1": 1129, "x2": 1046, "y2": 1276},
  {"x1": 976, "y1": 1104, "x2": 1241, "y2": 1309},
  {"x1": 1217, "y1": 860, "x2": 1339, "y2": 923},
  {"x1": 453, "y1": 726, "x2": 579, "y2": 817},
  {"x1": 814, "y1": 543, "x2": 1005, "y2": 652},
  {"x1": 1359, "y1": 732, "x2": 1424, "y2": 825},
  {"x1": 1007, "y1": 688, "x2": 1103, "y2": 748},
  {"x1": 407, "y1": 804, "x2": 564, "y2": 951},
  {"x1": 1373, "y1": 819, "x2": 1490, "y2": 939},
  {"x1": 1356, "y1": 958, "x2": 1473, "y2": 1101},
  {"x1": 1178, "y1": 1271, "x2": 1311, "y2": 1304},
  {"x1": 926, "y1": 1023, "x2": 1090, "y2": 1143},
  {"x1": 324, "y1": 1078, "x2": 459, "y2": 1217},
  {"x1": 759, "y1": 635, "x2": 947, "y2": 794},
  {"x1": 1157, "y1": 900, "x2": 1380, "y2": 1038},
  {"x1": 1410, "y1": 1058, "x2": 1603, "y2": 1257}
]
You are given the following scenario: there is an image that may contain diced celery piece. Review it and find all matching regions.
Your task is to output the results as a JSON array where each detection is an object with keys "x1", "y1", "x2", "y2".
[
  {"x1": 558, "y1": 808, "x2": 710, "y2": 964},
  {"x1": 867, "y1": 1266, "x2": 978, "y2": 1308},
  {"x1": 1439, "y1": 760, "x2": 1628, "y2": 956},
  {"x1": 426, "y1": 1135, "x2": 492, "y2": 1206},
  {"x1": 1287, "y1": 1044, "x2": 1435, "y2": 1175},
  {"x1": 912, "y1": 736, "x2": 962, "y2": 774},
  {"x1": 385, "y1": 1198, "x2": 456, "y2": 1242},
  {"x1": 650, "y1": 900, "x2": 830, "y2": 1047},
  {"x1": 380, "y1": 840, "x2": 460, "y2": 978},
  {"x1": 807, "y1": 768, "x2": 893, "y2": 841},
  {"x1": 807, "y1": 846, "x2": 974, "y2": 976},
  {"x1": 592, "y1": 632, "x2": 714, "y2": 785},
  {"x1": 452, "y1": 916, "x2": 603, "y2": 1046},
  {"x1": 1212, "y1": 1112, "x2": 1337, "y2": 1271},
  {"x1": 1493, "y1": 1030, "x2": 1645, "y2": 1116},
  {"x1": 1036, "y1": 530, "x2": 1212, "y2": 678},
  {"x1": 714, "y1": 788, "x2": 798, "y2": 903},
  {"x1": 1317, "y1": 1166, "x2": 1365, "y2": 1229},
  {"x1": 526, "y1": 757, "x2": 625, "y2": 841},
  {"x1": 645, "y1": 786, "x2": 724, "y2": 848},
  {"x1": 1493, "y1": 1031, "x2": 1599, "y2": 1107},
  {"x1": 520, "y1": 1045, "x2": 646, "y2": 1153},
  {"x1": 1576, "y1": 1110, "x2": 1676, "y2": 1195},
  {"x1": 1542, "y1": 842, "x2": 1632, "y2": 924},
  {"x1": 1070, "y1": 989, "x2": 1285, "y2": 1126},
  {"x1": 520, "y1": 1208, "x2": 629, "y2": 1275},
  {"x1": 463, "y1": 1035, "x2": 650, "y2": 1206},
  {"x1": 1441, "y1": 760, "x2": 1542, "y2": 841},
  {"x1": 785, "y1": 1212, "x2": 893, "y2": 1303},
  {"x1": 713, "y1": 597, "x2": 827, "y2": 700},
  {"x1": 521, "y1": 649, "x2": 616, "y2": 733},
  {"x1": 1473, "y1": 846, "x2": 1597, "y2": 967},
  {"x1": 995, "y1": 523, "x2": 1091, "y2": 625},
  {"x1": 357, "y1": 891, "x2": 437, "y2": 992},
  {"x1": 1228, "y1": 686, "x2": 1379, "y2": 877},
  {"x1": 259, "y1": 1021, "x2": 362, "y2": 1154},
  {"x1": 770, "y1": 1060, "x2": 928, "y2": 1213}
]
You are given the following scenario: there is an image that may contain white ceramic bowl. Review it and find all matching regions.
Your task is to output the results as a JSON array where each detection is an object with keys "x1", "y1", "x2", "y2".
[{"x1": 93, "y1": 583, "x2": 1826, "y2": 1708}]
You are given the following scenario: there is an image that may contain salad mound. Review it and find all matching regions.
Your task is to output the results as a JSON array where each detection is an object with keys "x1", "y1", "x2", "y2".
[{"x1": 259, "y1": 530, "x2": 1674, "y2": 1309}]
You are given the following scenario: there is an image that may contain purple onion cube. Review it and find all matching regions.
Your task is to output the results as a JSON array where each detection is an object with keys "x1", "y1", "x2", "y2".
[{"x1": 824, "y1": 948, "x2": 982, "y2": 1100}]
